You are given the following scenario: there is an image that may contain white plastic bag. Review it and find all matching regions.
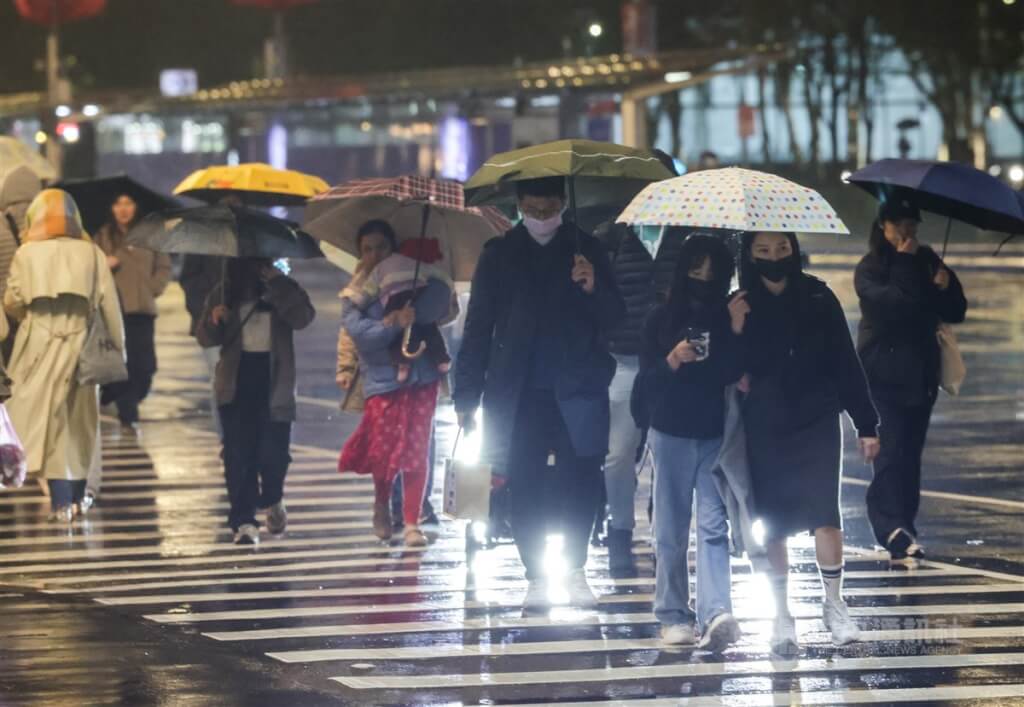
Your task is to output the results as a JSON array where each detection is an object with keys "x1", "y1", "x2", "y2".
[
  {"x1": 0, "y1": 404, "x2": 27, "y2": 489},
  {"x1": 442, "y1": 429, "x2": 491, "y2": 523}
]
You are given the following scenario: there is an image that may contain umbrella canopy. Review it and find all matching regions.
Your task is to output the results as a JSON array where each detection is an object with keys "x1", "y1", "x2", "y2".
[
  {"x1": 617, "y1": 167, "x2": 850, "y2": 235},
  {"x1": 848, "y1": 159, "x2": 1024, "y2": 234},
  {"x1": 0, "y1": 137, "x2": 57, "y2": 182},
  {"x1": 54, "y1": 175, "x2": 179, "y2": 234},
  {"x1": 174, "y1": 163, "x2": 329, "y2": 207},
  {"x1": 128, "y1": 205, "x2": 323, "y2": 260},
  {"x1": 464, "y1": 139, "x2": 674, "y2": 209},
  {"x1": 303, "y1": 175, "x2": 510, "y2": 282}
]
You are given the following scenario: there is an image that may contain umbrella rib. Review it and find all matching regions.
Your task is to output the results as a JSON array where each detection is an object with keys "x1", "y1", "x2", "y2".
[{"x1": 481, "y1": 150, "x2": 665, "y2": 170}]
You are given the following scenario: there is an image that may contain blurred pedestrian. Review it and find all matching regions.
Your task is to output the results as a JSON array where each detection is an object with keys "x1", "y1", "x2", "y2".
[
  {"x1": 337, "y1": 220, "x2": 441, "y2": 547},
  {"x1": 639, "y1": 234, "x2": 746, "y2": 650},
  {"x1": 3, "y1": 190, "x2": 123, "y2": 521},
  {"x1": 593, "y1": 219, "x2": 654, "y2": 576},
  {"x1": 198, "y1": 257, "x2": 315, "y2": 545},
  {"x1": 738, "y1": 230, "x2": 879, "y2": 654},
  {"x1": 0, "y1": 166, "x2": 42, "y2": 362},
  {"x1": 453, "y1": 176, "x2": 625, "y2": 610},
  {"x1": 94, "y1": 193, "x2": 172, "y2": 434},
  {"x1": 180, "y1": 253, "x2": 224, "y2": 435},
  {"x1": 854, "y1": 199, "x2": 967, "y2": 565}
]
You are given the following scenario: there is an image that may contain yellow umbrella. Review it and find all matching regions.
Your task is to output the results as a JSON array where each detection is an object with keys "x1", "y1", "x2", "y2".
[{"x1": 174, "y1": 162, "x2": 328, "y2": 207}]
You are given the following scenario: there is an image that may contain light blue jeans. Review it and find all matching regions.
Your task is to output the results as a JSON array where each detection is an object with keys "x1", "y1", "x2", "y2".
[
  {"x1": 649, "y1": 429, "x2": 732, "y2": 631},
  {"x1": 604, "y1": 354, "x2": 642, "y2": 531}
]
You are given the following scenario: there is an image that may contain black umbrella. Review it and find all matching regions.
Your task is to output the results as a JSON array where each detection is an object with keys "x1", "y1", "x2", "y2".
[
  {"x1": 55, "y1": 175, "x2": 180, "y2": 234},
  {"x1": 848, "y1": 159, "x2": 1024, "y2": 255},
  {"x1": 127, "y1": 204, "x2": 323, "y2": 260}
]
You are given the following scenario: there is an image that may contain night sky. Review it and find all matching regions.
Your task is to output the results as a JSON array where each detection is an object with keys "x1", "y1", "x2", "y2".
[{"x1": 0, "y1": 0, "x2": 650, "y2": 94}]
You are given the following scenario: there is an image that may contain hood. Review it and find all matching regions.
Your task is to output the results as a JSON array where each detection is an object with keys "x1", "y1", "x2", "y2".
[
  {"x1": 23, "y1": 188, "x2": 87, "y2": 242},
  {"x1": 0, "y1": 166, "x2": 42, "y2": 211}
]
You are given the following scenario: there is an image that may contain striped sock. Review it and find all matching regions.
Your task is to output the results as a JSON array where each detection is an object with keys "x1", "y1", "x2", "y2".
[
  {"x1": 818, "y1": 562, "x2": 844, "y2": 603},
  {"x1": 770, "y1": 573, "x2": 790, "y2": 618}
]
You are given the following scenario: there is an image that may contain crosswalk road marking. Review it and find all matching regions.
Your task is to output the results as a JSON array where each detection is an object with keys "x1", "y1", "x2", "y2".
[{"x1": 3, "y1": 423, "x2": 1022, "y2": 706}]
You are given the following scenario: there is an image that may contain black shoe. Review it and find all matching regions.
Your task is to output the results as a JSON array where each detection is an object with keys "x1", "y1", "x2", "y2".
[
  {"x1": 887, "y1": 528, "x2": 917, "y2": 567},
  {"x1": 607, "y1": 528, "x2": 637, "y2": 578}
]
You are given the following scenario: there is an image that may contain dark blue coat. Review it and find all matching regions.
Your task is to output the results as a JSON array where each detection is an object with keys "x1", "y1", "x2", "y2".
[{"x1": 453, "y1": 222, "x2": 626, "y2": 475}]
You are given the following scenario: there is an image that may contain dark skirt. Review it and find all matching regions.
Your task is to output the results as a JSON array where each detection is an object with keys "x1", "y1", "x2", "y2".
[{"x1": 743, "y1": 377, "x2": 843, "y2": 540}]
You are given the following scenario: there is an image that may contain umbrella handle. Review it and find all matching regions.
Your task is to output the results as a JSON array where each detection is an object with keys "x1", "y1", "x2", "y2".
[
  {"x1": 401, "y1": 324, "x2": 427, "y2": 359},
  {"x1": 941, "y1": 217, "x2": 952, "y2": 259},
  {"x1": 569, "y1": 175, "x2": 581, "y2": 254}
]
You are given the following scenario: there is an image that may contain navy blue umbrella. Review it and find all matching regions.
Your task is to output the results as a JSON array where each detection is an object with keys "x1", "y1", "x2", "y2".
[{"x1": 848, "y1": 159, "x2": 1024, "y2": 255}]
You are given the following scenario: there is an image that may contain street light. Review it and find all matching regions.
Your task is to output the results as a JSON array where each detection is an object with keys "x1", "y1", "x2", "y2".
[{"x1": 588, "y1": 22, "x2": 603, "y2": 38}]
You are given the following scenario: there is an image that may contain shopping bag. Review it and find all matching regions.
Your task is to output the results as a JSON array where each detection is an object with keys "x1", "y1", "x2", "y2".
[
  {"x1": 937, "y1": 323, "x2": 966, "y2": 396},
  {"x1": 442, "y1": 429, "x2": 491, "y2": 523},
  {"x1": 0, "y1": 403, "x2": 27, "y2": 489}
]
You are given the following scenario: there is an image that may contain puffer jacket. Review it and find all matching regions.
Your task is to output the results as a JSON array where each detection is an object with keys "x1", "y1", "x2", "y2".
[{"x1": 595, "y1": 222, "x2": 654, "y2": 356}]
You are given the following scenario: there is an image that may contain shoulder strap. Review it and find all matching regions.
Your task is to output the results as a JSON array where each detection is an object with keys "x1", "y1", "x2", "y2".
[{"x1": 4, "y1": 213, "x2": 19, "y2": 247}]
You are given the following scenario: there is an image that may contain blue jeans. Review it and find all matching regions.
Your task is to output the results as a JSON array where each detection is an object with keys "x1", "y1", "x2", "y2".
[
  {"x1": 649, "y1": 429, "x2": 732, "y2": 631},
  {"x1": 604, "y1": 355, "x2": 642, "y2": 531}
]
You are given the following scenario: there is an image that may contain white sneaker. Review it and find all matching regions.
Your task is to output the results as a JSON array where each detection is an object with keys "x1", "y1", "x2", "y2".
[
  {"x1": 823, "y1": 599, "x2": 860, "y2": 646},
  {"x1": 770, "y1": 614, "x2": 799, "y2": 656},
  {"x1": 233, "y1": 523, "x2": 260, "y2": 546},
  {"x1": 698, "y1": 612, "x2": 741, "y2": 653},
  {"x1": 522, "y1": 580, "x2": 550, "y2": 610},
  {"x1": 660, "y1": 623, "x2": 696, "y2": 646},
  {"x1": 566, "y1": 570, "x2": 599, "y2": 609}
]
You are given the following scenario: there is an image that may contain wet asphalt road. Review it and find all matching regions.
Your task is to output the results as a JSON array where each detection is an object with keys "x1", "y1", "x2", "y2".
[{"x1": 0, "y1": 245, "x2": 1021, "y2": 706}]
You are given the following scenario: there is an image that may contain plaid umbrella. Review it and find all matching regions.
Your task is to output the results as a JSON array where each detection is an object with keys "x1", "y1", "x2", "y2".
[{"x1": 303, "y1": 175, "x2": 510, "y2": 282}]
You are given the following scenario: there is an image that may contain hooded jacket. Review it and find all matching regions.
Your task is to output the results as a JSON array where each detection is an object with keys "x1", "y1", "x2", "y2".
[{"x1": 0, "y1": 166, "x2": 42, "y2": 296}]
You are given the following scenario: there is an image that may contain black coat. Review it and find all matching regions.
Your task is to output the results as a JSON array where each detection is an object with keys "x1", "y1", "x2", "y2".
[
  {"x1": 742, "y1": 274, "x2": 879, "y2": 437},
  {"x1": 595, "y1": 222, "x2": 654, "y2": 356},
  {"x1": 854, "y1": 245, "x2": 967, "y2": 404},
  {"x1": 453, "y1": 222, "x2": 626, "y2": 474}
]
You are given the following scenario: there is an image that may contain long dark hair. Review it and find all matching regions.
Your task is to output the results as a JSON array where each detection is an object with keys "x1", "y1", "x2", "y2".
[
  {"x1": 737, "y1": 231, "x2": 804, "y2": 295},
  {"x1": 224, "y1": 257, "x2": 268, "y2": 309},
  {"x1": 660, "y1": 234, "x2": 734, "y2": 344},
  {"x1": 868, "y1": 218, "x2": 899, "y2": 262}
]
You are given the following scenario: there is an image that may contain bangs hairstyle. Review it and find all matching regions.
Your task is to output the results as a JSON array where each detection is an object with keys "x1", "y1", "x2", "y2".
[
  {"x1": 660, "y1": 234, "x2": 736, "y2": 343},
  {"x1": 737, "y1": 231, "x2": 803, "y2": 292},
  {"x1": 356, "y1": 219, "x2": 399, "y2": 253}
]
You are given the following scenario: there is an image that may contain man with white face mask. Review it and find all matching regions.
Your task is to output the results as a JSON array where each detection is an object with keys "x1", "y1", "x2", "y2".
[{"x1": 454, "y1": 176, "x2": 626, "y2": 611}]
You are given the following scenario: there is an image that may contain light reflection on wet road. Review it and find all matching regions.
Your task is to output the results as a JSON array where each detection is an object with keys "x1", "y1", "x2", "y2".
[{"x1": 0, "y1": 257, "x2": 1021, "y2": 706}]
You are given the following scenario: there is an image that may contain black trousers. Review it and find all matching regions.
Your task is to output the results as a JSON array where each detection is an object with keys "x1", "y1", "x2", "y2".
[
  {"x1": 218, "y1": 352, "x2": 292, "y2": 531},
  {"x1": 866, "y1": 396, "x2": 934, "y2": 546},
  {"x1": 507, "y1": 390, "x2": 603, "y2": 580},
  {"x1": 102, "y1": 314, "x2": 157, "y2": 424}
]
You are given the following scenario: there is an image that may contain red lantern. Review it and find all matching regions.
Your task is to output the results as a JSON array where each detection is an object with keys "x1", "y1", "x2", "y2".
[
  {"x1": 13, "y1": 0, "x2": 106, "y2": 25},
  {"x1": 231, "y1": 0, "x2": 317, "y2": 8}
]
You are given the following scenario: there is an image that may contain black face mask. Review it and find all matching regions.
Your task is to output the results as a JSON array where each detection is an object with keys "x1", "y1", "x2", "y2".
[
  {"x1": 687, "y1": 277, "x2": 718, "y2": 302},
  {"x1": 753, "y1": 255, "x2": 797, "y2": 283}
]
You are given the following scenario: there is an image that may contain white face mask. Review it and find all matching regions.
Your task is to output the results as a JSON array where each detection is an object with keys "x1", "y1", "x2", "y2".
[{"x1": 522, "y1": 211, "x2": 563, "y2": 244}]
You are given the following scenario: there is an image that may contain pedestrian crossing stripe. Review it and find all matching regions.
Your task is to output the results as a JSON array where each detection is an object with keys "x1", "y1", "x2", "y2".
[
  {"x1": 330, "y1": 652, "x2": 1024, "y2": 690},
  {"x1": 3, "y1": 393, "x2": 1020, "y2": 705}
]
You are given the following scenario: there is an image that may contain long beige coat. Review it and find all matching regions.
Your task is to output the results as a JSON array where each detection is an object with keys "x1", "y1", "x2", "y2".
[{"x1": 4, "y1": 238, "x2": 124, "y2": 480}]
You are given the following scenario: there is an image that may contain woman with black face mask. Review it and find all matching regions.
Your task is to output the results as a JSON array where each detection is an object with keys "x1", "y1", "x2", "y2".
[
  {"x1": 737, "y1": 231, "x2": 879, "y2": 656},
  {"x1": 637, "y1": 234, "x2": 747, "y2": 651}
]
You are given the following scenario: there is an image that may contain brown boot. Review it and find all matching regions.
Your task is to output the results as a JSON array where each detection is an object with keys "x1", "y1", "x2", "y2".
[{"x1": 373, "y1": 502, "x2": 393, "y2": 541}]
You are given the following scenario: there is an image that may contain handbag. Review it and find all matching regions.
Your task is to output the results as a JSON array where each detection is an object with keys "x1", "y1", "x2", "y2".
[
  {"x1": 442, "y1": 427, "x2": 492, "y2": 524},
  {"x1": 77, "y1": 247, "x2": 129, "y2": 386},
  {"x1": 936, "y1": 322, "x2": 966, "y2": 396}
]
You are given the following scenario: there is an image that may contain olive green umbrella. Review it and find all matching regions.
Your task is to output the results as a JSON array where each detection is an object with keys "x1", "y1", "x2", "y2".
[{"x1": 464, "y1": 139, "x2": 674, "y2": 210}]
